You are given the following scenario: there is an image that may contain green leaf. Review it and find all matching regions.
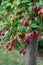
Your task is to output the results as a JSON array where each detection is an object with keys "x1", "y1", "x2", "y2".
[
  {"x1": 28, "y1": 2, "x2": 33, "y2": 6},
  {"x1": 25, "y1": 26, "x2": 30, "y2": 31},
  {"x1": 28, "y1": 6, "x2": 33, "y2": 12},
  {"x1": 39, "y1": 0, "x2": 43, "y2": 6},
  {"x1": 30, "y1": 23, "x2": 38, "y2": 28},
  {"x1": 13, "y1": 0, "x2": 20, "y2": 5},
  {"x1": 18, "y1": 25, "x2": 25, "y2": 32},
  {"x1": 21, "y1": 0, "x2": 30, "y2": 3},
  {"x1": 6, "y1": 3, "x2": 11, "y2": 7},
  {"x1": 11, "y1": 4, "x2": 14, "y2": 9},
  {"x1": 14, "y1": 42, "x2": 20, "y2": 50},
  {"x1": 24, "y1": 12, "x2": 30, "y2": 19},
  {"x1": 1, "y1": 1, "x2": 8, "y2": 6},
  {"x1": 16, "y1": 0, "x2": 20, "y2": 5}
]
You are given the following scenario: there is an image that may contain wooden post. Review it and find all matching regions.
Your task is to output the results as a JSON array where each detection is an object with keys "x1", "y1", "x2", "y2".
[{"x1": 25, "y1": 35, "x2": 38, "y2": 65}]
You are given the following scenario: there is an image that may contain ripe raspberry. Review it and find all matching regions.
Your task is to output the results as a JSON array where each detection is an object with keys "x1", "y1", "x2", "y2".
[
  {"x1": 0, "y1": 30, "x2": 2, "y2": 33},
  {"x1": 14, "y1": 37, "x2": 18, "y2": 42},
  {"x1": 29, "y1": 34, "x2": 34, "y2": 39},
  {"x1": 10, "y1": 43, "x2": 13, "y2": 47},
  {"x1": 1, "y1": 32, "x2": 5, "y2": 36},
  {"x1": 36, "y1": 32, "x2": 39, "y2": 36},
  {"x1": 25, "y1": 34, "x2": 29, "y2": 42},
  {"x1": 17, "y1": 11, "x2": 22, "y2": 15},
  {"x1": 23, "y1": 51, "x2": 26, "y2": 55},
  {"x1": 8, "y1": 47, "x2": 12, "y2": 51},
  {"x1": 10, "y1": 40, "x2": 14, "y2": 44},
  {"x1": 33, "y1": 5, "x2": 37, "y2": 10},
  {"x1": 37, "y1": 7, "x2": 41, "y2": 11},
  {"x1": 24, "y1": 20, "x2": 29, "y2": 26},
  {"x1": 31, "y1": 33, "x2": 35, "y2": 38},
  {"x1": 29, "y1": 12, "x2": 34, "y2": 17},
  {"x1": 6, "y1": 43, "x2": 10, "y2": 48},
  {"x1": 19, "y1": 49, "x2": 24, "y2": 54}
]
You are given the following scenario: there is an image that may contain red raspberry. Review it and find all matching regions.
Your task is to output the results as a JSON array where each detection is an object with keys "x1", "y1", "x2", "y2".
[
  {"x1": 37, "y1": 7, "x2": 41, "y2": 11},
  {"x1": 33, "y1": 5, "x2": 37, "y2": 10},
  {"x1": 6, "y1": 43, "x2": 10, "y2": 48},
  {"x1": 25, "y1": 35, "x2": 29, "y2": 42},
  {"x1": 17, "y1": 11, "x2": 22, "y2": 15},
  {"x1": 23, "y1": 51, "x2": 26, "y2": 55},
  {"x1": 40, "y1": 14, "x2": 43, "y2": 19},
  {"x1": 29, "y1": 35, "x2": 33, "y2": 39},
  {"x1": 19, "y1": 49, "x2": 24, "y2": 54},
  {"x1": 24, "y1": 20, "x2": 29, "y2": 26},
  {"x1": 29, "y1": 12, "x2": 34, "y2": 17},
  {"x1": 8, "y1": 47, "x2": 12, "y2": 51},
  {"x1": 14, "y1": 37, "x2": 18, "y2": 42},
  {"x1": 10, "y1": 43, "x2": 13, "y2": 46},
  {"x1": 6, "y1": 44, "x2": 9, "y2": 48},
  {"x1": 1, "y1": 32, "x2": 5, "y2": 36},
  {"x1": 10, "y1": 40, "x2": 14, "y2": 44},
  {"x1": 31, "y1": 33, "x2": 35, "y2": 38},
  {"x1": 36, "y1": 32, "x2": 39, "y2": 36},
  {"x1": 0, "y1": 30, "x2": 2, "y2": 33}
]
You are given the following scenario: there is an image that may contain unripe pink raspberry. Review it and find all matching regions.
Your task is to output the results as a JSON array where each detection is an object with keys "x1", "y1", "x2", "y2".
[
  {"x1": 29, "y1": 12, "x2": 34, "y2": 17},
  {"x1": 38, "y1": 10, "x2": 41, "y2": 15}
]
